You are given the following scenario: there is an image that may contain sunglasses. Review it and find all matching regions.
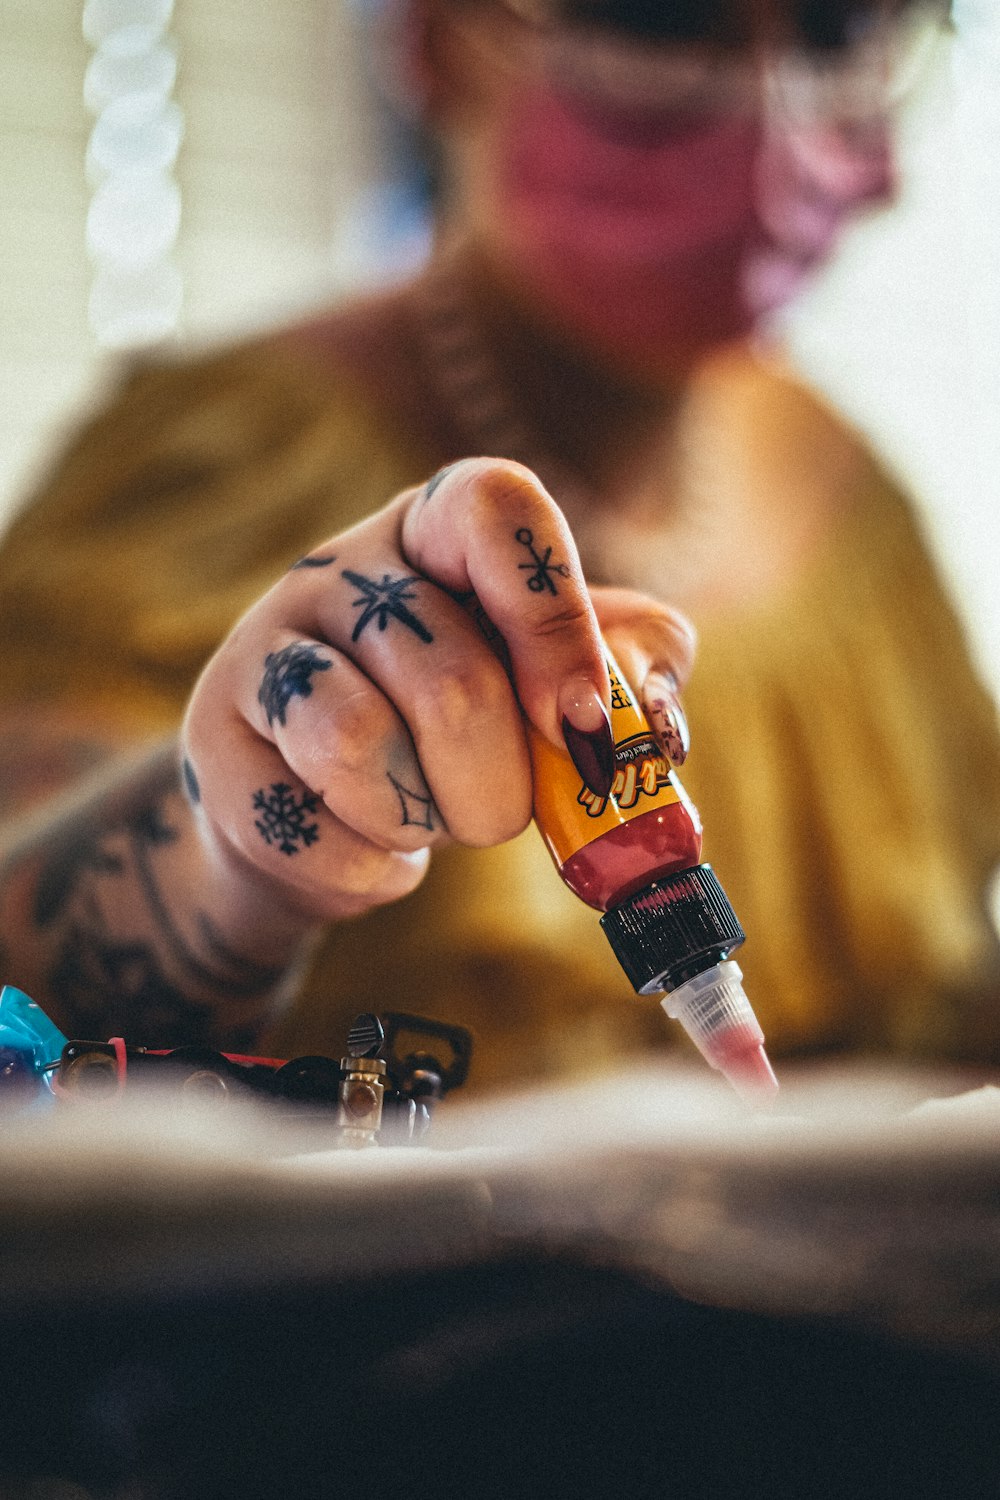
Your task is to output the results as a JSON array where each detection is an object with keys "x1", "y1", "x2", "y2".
[
  {"x1": 503, "y1": 0, "x2": 945, "y2": 52},
  {"x1": 495, "y1": 0, "x2": 948, "y2": 124}
]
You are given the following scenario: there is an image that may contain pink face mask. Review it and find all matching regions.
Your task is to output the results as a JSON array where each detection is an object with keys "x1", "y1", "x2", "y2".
[{"x1": 489, "y1": 47, "x2": 895, "y2": 367}]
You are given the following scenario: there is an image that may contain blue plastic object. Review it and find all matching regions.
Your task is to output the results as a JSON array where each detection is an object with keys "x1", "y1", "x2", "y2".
[{"x1": 0, "y1": 985, "x2": 68, "y2": 1104}]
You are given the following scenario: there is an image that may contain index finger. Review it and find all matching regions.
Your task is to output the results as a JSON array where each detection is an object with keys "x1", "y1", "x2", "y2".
[
  {"x1": 399, "y1": 458, "x2": 616, "y2": 792},
  {"x1": 593, "y1": 586, "x2": 697, "y2": 692}
]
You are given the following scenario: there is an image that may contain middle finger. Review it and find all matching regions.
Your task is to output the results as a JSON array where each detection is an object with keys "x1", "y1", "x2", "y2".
[{"x1": 274, "y1": 541, "x2": 534, "y2": 848}]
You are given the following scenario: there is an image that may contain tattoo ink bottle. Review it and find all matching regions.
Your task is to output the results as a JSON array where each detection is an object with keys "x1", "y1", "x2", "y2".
[{"x1": 532, "y1": 654, "x2": 778, "y2": 1100}]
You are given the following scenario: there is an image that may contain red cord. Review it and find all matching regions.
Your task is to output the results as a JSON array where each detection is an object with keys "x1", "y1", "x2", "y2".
[{"x1": 109, "y1": 1036, "x2": 127, "y2": 1091}]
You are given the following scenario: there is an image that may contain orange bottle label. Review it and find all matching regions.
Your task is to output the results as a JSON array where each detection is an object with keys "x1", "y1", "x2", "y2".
[{"x1": 531, "y1": 657, "x2": 683, "y2": 865}]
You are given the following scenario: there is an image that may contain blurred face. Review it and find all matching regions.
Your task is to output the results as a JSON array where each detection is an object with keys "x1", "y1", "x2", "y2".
[{"x1": 432, "y1": 1, "x2": 932, "y2": 371}]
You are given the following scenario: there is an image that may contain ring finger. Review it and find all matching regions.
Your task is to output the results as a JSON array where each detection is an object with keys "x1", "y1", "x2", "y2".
[{"x1": 239, "y1": 631, "x2": 449, "y2": 853}]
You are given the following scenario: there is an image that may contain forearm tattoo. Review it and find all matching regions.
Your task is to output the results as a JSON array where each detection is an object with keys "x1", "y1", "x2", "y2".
[
  {"x1": 258, "y1": 642, "x2": 332, "y2": 727},
  {"x1": 22, "y1": 752, "x2": 288, "y2": 1048},
  {"x1": 516, "y1": 527, "x2": 570, "y2": 595},
  {"x1": 342, "y1": 569, "x2": 434, "y2": 644},
  {"x1": 290, "y1": 551, "x2": 337, "y2": 570}
]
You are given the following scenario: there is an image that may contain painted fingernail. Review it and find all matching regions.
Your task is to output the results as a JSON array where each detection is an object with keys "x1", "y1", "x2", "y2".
[
  {"x1": 644, "y1": 672, "x2": 691, "y2": 767},
  {"x1": 559, "y1": 679, "x2": 615, "y2": 799}
]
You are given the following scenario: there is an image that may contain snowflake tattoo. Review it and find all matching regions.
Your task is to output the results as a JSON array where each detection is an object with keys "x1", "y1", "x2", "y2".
[
  {"x1": 342, "y1": 569, "x2": 434, "y2": 644},
  {"x1": 253, "y1": 783, "x2": 321, "y2": 855},
  {"x1": 258, "y1": 643, "x2": 332, "y2": 727},
  {"x1": 515, "y1": 527, "x2": 571, "y2": 595},
  {"x1": 387, "y1": 771, "x2": 435, "y2": 831}
]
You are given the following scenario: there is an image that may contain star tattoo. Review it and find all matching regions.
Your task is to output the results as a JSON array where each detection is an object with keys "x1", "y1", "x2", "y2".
[{"x1": 342, "y1": 569, "x2": 434, "y2": 644}]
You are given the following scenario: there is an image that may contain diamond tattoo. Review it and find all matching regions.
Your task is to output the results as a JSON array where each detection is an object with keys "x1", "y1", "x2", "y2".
[{"x1": 387, "y1": 771, "x2": 435, "y2": 831}]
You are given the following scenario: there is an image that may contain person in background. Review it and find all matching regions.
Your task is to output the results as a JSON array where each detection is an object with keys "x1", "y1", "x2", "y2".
[{"x1": 0, "y1": 0, "x2": 996, "y2": 1094}]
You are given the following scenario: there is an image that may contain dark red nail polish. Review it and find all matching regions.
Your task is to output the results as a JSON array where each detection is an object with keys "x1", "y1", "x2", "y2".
[{"x1": 561, "y1": 714, "x2": 616, "y2": 799}]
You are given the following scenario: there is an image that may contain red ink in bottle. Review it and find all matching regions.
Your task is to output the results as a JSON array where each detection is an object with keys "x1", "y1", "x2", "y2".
[{"x1": 532, "y1": 653, "x2": 778, "y2": 1099}]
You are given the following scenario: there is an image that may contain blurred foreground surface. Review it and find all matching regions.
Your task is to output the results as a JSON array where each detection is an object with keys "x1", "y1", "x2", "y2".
[{"x1": 1, "y1": 1061, "x2": 999, "y2": 1498}]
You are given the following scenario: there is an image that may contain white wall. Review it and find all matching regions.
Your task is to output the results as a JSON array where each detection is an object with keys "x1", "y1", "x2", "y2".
[
  {"x1": 0, "y1": 0, "x2": 384, "y2": 514},
  {"x1": 1, "y1": 0, "x2": 93, "y2": 511},
  {"x1": 781, "y1": 10, "x2": 1000, "y2": 702}
]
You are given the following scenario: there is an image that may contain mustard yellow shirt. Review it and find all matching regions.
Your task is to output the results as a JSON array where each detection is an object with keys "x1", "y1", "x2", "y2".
[{"x1": 2, "y1": 336, "x2": 999, "y2": 1091}]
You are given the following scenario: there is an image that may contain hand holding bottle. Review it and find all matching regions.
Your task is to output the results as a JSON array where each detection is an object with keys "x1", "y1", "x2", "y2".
[{"x1": 181, "y1": 458, "x2": 694, "y2": 930}]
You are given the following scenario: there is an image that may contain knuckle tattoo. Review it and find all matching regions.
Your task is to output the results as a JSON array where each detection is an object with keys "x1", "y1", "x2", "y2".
[
  {"x1": 252, "y1": 782, "x2": 321, "y2": 856},
  {"x1": 515, "y1": 526, "x2": 571, "y2": 594},
  {"x1": 342, "y1": 568, "x2": 434, "y2": 644},
  {"x1": 258, "y1": 642, "x2": 332, "y2": 727},
  {"x1": 423, "y1": 463, "x2": 459, "y2": 502},
  {"x1": 182, "y1": 757, "x2": 201, "y2": 804},
  {"x1": 387, "y1": 770, "x2": 436, "y2": 833}
]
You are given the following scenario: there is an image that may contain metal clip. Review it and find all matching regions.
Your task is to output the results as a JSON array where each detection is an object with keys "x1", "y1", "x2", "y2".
[{"x1": 336, "y1": 1054, "x2": 387, "y2": 1147}]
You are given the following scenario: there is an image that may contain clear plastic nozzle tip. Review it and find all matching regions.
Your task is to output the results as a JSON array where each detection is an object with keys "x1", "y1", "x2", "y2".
[{"x1": 661, "y1": 959, "x2": 778, "y2": 1102}]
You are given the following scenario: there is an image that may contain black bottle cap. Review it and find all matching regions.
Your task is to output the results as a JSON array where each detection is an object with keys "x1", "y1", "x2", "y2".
[{"x1": 599, "y1": 863, "x2": 745, "y2": 996}]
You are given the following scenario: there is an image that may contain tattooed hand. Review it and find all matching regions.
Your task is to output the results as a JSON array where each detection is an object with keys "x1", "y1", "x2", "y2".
[{"x1": 181, "y1": 459, "x2": 695, "y2": 924}]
